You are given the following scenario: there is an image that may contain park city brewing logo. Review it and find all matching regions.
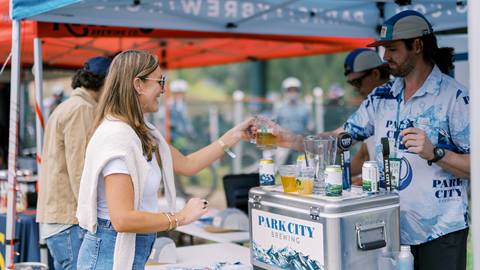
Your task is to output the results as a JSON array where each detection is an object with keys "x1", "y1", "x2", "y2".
[{"x1": 257, "y1": 213, "x2": 315, "y2": 244}]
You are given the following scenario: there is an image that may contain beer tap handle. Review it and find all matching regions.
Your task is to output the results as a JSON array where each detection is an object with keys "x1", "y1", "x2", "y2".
[{"x1": 381, "y1": 137, "x2": 392, "y2": 191}]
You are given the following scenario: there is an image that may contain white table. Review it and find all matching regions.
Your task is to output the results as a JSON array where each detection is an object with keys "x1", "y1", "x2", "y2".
[
  {"x1": 146, "y1": 243, "x2": 252, "y2": 269},
  {"x1": 176, "y1": 222, "x2": 250, "y2": 244}
]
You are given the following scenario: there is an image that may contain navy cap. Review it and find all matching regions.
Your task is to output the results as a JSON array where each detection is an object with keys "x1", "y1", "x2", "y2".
[
  {"x1": 368, "y1": 10, "x2": 433, "y2": 47},
  {"x1": 344, "y1": 48, "x2": 385, "y2": 75},
  {"x1": 84, "y1": 56, "x2": 112, "y2": 77}
]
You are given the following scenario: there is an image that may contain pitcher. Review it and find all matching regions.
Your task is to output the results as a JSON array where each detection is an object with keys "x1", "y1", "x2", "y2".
[{"x1": 303, "y1": 135, "x2": 337, "y2": 194}]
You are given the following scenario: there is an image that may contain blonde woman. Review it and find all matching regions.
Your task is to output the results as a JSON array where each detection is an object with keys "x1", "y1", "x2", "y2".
[{"x1": 76, "y1": 50, "x2": 254, "y2": 270}]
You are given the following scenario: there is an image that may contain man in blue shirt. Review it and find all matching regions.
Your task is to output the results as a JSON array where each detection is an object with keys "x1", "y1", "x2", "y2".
[
  {"x1": 275, "y1": 10, "x2": 469, "y2": 270},
  {"x1": 274, "y1": 77, "x2": 312, "y2": 165}
]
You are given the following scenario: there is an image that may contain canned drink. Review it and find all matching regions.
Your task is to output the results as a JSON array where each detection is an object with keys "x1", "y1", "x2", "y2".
[
  {"x1": 259, "y1": 158, "x2": 276, "y2": 186},
  {"x1": 325, "y1": 165, "x2": 343, "y2": 197},
  {"x1": 296, "y1": 154, "x2": 307, "y2": 169},
  {"x1": 390, "y1": 158, "x2": 401, "y2": 191},
  {"x1": 362, "y1": 161, "x2": 379, "y2": 193}
]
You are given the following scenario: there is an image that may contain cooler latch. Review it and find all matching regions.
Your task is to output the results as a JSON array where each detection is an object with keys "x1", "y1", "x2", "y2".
[
  {"x1": 356, "y1": 221, "x2": 387, "y2": 251},
  {"x1": 252, "y1": 195, "x2": 262, "y2": 209},
  {"x1": 309, "y1": 207, "x2": 321, "y2": 220}
]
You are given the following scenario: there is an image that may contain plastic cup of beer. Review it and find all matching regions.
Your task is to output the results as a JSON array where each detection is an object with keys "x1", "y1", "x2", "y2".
[
  {"x1": 279, "y1": 165, "x2": 297, "y2": 192},
  {"x1": 296, "y1": 166, "x2": 315, "y2": 195},
  {"x1": 255, "y1": 117, "x2": 277, "y2": 149}
]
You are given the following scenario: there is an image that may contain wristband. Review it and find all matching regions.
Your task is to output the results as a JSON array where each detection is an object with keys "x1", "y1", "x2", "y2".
[
  {"x1": 218, "y1": 138, "x2": 236, "y2": 159},
  {"x1": 170, "y1": 212, "x2": 180, "y2": 228}
]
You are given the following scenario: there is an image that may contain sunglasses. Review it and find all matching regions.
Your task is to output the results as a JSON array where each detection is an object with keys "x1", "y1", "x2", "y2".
[
  {"x1": 347, "y1": 70, "x2": 372, "y2": 88},
  {"x1": 142, "y1": 75, "x2": 167, "y2": 91}
]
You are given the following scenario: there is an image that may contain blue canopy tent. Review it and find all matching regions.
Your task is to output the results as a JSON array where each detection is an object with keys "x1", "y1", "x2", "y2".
[{"x1": 5, "y1": 0, "x2": 477, "y2": 269}]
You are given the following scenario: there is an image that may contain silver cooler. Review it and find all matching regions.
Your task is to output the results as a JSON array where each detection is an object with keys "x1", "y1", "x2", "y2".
[{"x1": 248, "y1": 186, "x2": 400, "y2": 270}]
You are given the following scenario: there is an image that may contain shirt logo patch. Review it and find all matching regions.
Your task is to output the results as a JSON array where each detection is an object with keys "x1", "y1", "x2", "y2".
[{"x1": 380, "y1": 26, "x2": 388, "y2": 38}]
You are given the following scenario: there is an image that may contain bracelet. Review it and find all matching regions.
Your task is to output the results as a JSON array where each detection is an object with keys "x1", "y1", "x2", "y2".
[
  {"x1": 170, "y1": 212, "x2": 180, "y2": 228},
  {"x1": 218, "y1": 138, "x2": 237, "y2": 159},
  {"x1": 164, "y1": 212, "x2": 173, "y2": 231}
]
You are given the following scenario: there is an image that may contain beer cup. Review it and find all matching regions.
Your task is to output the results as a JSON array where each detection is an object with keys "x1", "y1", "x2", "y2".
[
  {"x1": 279, "y1": 165, "x2": 297, "y2": 192},
  {"x1": 255, "y1": 117, "x2": 277, "y2": 149}
]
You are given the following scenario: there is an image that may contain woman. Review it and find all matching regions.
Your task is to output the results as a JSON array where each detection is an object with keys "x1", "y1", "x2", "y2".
[{"x1": 76, "y1": 50, "x2": 254, "y2": 270}]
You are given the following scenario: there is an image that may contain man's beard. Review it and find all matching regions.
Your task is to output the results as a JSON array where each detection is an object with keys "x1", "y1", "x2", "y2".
[{"x1": 389, "y1": 58, "x2": 415, "y2": 77}]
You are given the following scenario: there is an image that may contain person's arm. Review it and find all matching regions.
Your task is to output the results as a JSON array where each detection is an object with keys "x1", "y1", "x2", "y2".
[
  {"x1": 104, "y1": 173, "x2": 207, "y2": 233},
  {"x1": 276, "y1": 125, "x2": 346, "y2": 151},
  {"x1": 350, "y1": 143, "x2": 369, "y2": 176},
  {"x1": 275, "y1": 92, "x2": 376, "y2": 151},
  {"x1": 63, "y1": 106, "x2": 94, "y2": 200},
  {"x1": 171, "y1": 117, "x2": 254, "y2": 176},
  {"x1": 402, "y1": 128, "x2": 470, "y2": 179},
  {"x1": 402, "y1": 87, "x2": 471, "y2": 179}
]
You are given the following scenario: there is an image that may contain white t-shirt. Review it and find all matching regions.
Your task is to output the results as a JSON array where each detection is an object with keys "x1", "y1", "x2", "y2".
[{"x1": 97, "y1": 155, "x2": 162, "y2": 219}]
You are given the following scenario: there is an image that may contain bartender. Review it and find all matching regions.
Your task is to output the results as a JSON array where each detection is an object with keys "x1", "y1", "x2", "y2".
[{"x1": 267, "y1": 10, "x2": 470, "y2": 270}]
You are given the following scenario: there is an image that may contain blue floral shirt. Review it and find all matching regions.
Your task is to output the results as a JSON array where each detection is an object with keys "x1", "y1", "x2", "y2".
[{"x1": 344, "y1": 66, "x2": 470, "y2": 245}]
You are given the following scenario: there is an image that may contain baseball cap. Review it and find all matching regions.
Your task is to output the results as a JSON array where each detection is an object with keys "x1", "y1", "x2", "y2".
[
  {"x1": 170, "y1": 79, "x2": 188, "y2": 93},
  {"x1": 368, "y1": 10, "x2": 433, "y2": 47},
  {"x1": 281, "y1": 77, "x2": 301, "y2": 90},
  {"x1": 84, "y1": 56, "x2": 112, "y2": 77},
  {"x1": 344, "y1": 48, "x2": 385, "y2": 75}
]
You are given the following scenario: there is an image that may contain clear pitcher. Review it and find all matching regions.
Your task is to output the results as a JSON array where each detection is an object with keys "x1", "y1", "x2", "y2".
[{"x1": 303, "y1": 135, "x2": 337, "y2": 194}]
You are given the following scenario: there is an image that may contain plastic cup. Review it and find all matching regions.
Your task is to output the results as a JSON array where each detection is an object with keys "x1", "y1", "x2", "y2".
[
  {"x1": 297, "y1": 166, "x2": 315, "y2": 195},
  {"x1": 255, "y1": 117, "x2": 277, "y2": 149},
  {"x1": 279, "y1": 165, "x2": 297, "y2": 192}
]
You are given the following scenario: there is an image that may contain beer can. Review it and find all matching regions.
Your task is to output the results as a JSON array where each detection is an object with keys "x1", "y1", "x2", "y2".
[
  {"x1": 259, "y1": 158, "x2": 275, "y2": 186},
  {"x1": 296, "y1": 154, "x2": 307, "y2": 170},
  {"x1": 362, "y1": 161, "x2": 379, "y2": 193},
  {"x1": 390, "y1": 158, "x2": 401, "y2": 191},
  {"x1": 325, "y1": 165, "x2": 343, "y2": 197}
]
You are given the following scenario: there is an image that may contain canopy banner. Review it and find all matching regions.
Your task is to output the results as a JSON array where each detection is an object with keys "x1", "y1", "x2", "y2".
[
  {"x1": 385, "y1": 2, "x2": 467, "y2": 32},
  {"x1": 36, "y1": 22, "x2": 369, "y2": 43},
  {"x1": 18, "y1": 0, "x2": 379, "y2": 38},
  {"x1": 37, "y1": 23, "x2": 169, "y2": 38}
]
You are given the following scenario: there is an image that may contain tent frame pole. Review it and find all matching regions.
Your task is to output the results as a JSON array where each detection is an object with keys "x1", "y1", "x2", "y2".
[
  {"x1": 469, "y1": 0, "x2": 480, "y2": 269},
  {"x1": 33, "y1": 37, "x2": 49, "y2": 266},
  {"x1": 6, "y1": 19, "x2": 21, "y2": 269}
]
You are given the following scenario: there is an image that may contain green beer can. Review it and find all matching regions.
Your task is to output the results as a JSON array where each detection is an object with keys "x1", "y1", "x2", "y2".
[
  {"x1": 325, "y1": 165, "x2": 343, "y2": 197},
  {"x1": 362, "y1": 161, "x2": 379, "y2": 193}
]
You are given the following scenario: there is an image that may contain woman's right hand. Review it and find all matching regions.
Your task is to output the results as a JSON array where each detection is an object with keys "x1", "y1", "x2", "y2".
[{"x1": 177, "y1": 198, "x2": 208, "y2": 226}]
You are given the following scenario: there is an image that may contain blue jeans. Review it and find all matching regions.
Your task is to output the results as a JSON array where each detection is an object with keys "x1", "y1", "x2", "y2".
[
  {"x1": 46, "y1": 225, "x2": 86, "y2": 270},
  {"x1": 77, "y1": 218, "x2": 156, "y2": 270}
]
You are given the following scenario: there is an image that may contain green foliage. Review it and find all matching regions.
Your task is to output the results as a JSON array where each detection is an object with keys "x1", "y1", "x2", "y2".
[
  {"x1": 168, "y1": 53, "x2": 351, "y2": 97},
  {"x1": 267, "y1": 53, "x2": 350, "y2": 95}
]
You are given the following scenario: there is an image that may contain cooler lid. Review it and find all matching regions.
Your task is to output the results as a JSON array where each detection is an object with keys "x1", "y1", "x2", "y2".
[{"x1": 249, "y1": 186, "x2": 399, "y2": 215}]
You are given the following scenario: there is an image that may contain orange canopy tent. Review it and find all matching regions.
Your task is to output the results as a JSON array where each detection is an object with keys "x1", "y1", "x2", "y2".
[{"x1": 0, "y1": 2, "x2": 373, "y2": 70}]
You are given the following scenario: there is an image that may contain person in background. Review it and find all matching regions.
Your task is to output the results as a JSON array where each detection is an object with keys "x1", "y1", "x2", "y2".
[
  {"x1": 37, "y1": 56, "x2": 112, "y2": 270},
  {"x1": 76, "y1": 50, "x2": 255, "y2": 270},
  {"x1": 343, "y1": 48, "x2": 390, "y2": 185},
  {"x1": 169, "y1": 79, "x2": 193, "y2": 143},
  {"x1": 274, "y1": 77, "x2": 312, "y2": 165},
  {"x1": 44, "y1": 84, "x2": 66, "y2": 117},
  {"x1": 268, "y1": 10, "x2": 469, "y2": 270}
]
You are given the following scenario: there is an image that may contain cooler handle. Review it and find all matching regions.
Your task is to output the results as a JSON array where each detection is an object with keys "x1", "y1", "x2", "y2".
[
  {"x1": 359, "y1": 240, "x2": 386, "y2": 251},
  {"x1": 356, "y1": 222, "x2": 387, "y2": 251}
]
